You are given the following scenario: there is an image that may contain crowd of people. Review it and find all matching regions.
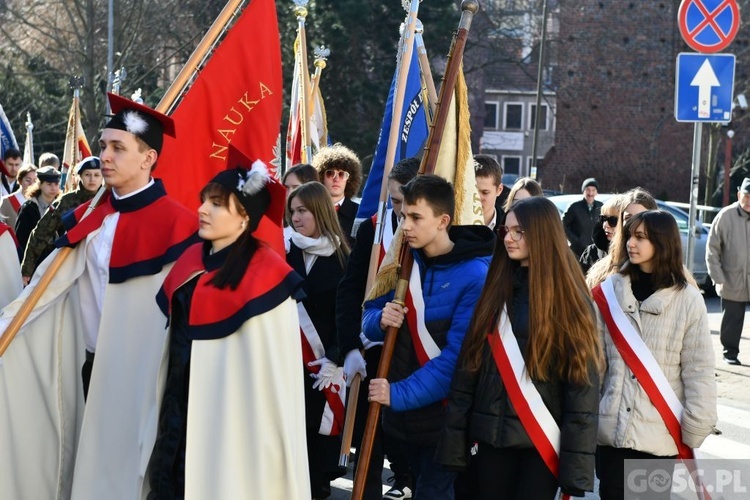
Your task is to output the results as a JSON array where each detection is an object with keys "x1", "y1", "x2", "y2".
[{"x1": 0, "y1": 93, "x2": 726, "y2": 500}]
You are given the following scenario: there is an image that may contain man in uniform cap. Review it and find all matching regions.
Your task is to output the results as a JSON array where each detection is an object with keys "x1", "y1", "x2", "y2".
[
  {"x1": 563, "y1": 177, "x2": 603, "y2": 259},
  {"x1": 0, "y1": 93, "x2": 199, "y2": 499},
  {"x1": 20, "y1": 156, "x2": 103, "y2": 283},
  {"x1": 707, "y1": 177, "x2": 750, "y2": 365}
]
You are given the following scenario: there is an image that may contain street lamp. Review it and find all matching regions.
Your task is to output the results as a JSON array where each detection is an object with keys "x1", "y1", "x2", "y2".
[{"x1": 723, "y1": 129, "x2": 735, "y2": 206}]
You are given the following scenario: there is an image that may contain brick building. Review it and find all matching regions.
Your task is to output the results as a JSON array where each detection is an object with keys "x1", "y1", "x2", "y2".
[{"x1": 472, "y1": 0, "x2": 749, "y2": 202}]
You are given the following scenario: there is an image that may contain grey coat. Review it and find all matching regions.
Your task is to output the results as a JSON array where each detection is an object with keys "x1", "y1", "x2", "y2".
[{"x1": 706, "y1": 202, "x2": 750, "y2": 302}]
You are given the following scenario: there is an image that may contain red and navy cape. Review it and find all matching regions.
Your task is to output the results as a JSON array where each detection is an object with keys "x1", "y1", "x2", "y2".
[
  {"x1": 156, "y1": 241, "x2": 305, "y2": 340},
  {"x1": 56, "y1": 180, "x2": 200, "y2": 284}
]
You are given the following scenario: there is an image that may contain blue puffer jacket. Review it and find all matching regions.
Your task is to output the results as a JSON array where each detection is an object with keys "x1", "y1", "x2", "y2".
[{"x1": 362, "y1": 225, "x2": 494, "y2": 444}]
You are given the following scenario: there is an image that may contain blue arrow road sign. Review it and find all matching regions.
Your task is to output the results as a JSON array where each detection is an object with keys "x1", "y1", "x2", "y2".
[{"x1": 675, "y1": 52, "x2": 735, "y2": 123}]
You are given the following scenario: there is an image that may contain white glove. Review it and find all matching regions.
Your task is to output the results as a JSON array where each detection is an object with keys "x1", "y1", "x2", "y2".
[
  {"x1": 309, "y1": 357, "x2": 344, "y2": 392},
  {"x1": 343, "y1": 349, "x2": 367, "y2": 386}
]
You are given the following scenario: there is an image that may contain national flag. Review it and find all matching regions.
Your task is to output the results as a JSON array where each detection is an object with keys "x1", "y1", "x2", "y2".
[
  {"x1": 285, "y1": 34, "x2": 303, "y2": 169},
  {"x1": 309, "y1": 83, "x2": 329, "y2": 152},
  {"x1": 157, "y1": 0, "x2": 283, "y2": 253},
  {"x1": 356, "y1": 38, "x2": 429, "y2": 220},
  {"x1": 61, "y1": 98, "x2": 93, "y2": 191},
  {"x1": 0, "y1": 103, "x2": 19, "y2": 176},
  {"x1": 22, "y1": 113, "x2": 34, "y2": 167},
  {"x1": 433, "y1": 65, "x2": 483, "y2": 225}
]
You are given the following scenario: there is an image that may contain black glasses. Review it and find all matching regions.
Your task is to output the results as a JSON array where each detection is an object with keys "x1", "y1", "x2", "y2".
[
  {"x1": 600, "y1": 214, "x2": 619, "y2": 227},
  {"x1": 324, "y1": 169, "x2": 350, "y2": 181},
  {"x1": 498, "y1": 225, "x2": 525, "y2": 241}
]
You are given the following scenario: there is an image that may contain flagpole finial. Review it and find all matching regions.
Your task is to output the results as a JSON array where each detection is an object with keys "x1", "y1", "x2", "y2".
[
  {"x1": 293, "y1": 0, "x2": 309, "y2": 18},
  {"x1": 461, "y1": 0, "x2": 480, "y2": 15},
  {"x1": 313, "y1": 46, "x2": 330, "y2": 69},
  {"x1": 25, "y1": 112, "x2": 33, "y2": 131}
]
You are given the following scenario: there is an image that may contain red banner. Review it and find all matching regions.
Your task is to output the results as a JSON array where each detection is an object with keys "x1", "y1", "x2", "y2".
[{"x1": 157, "y1": 0, "x2": 283, "y2": 211}]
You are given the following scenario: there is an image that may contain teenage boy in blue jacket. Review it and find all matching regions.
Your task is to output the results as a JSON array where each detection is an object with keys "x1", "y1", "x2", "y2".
[{"x1": 363, "y1": 174, "x2": 494, "y2": 499}]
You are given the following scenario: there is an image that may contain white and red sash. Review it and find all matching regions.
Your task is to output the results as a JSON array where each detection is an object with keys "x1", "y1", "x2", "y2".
[
  {"x1": 360, "y1": 210, "x2": 397, "y2": 350},
  {"x1": 592, "y1": 277, "x2": 710, "y2": 499},
  {"x1": 297, "y1": 302, "x2": 346, "y2": 436},
  {"x1": 487, "y1": 308, "x2": 569, "y2": 499},
  {"x1": 403, "y1": 262, "x2": 441, "y2": 366},
  {"x1": 8, "y1": 191, "x2": 23, "y2": 213}
]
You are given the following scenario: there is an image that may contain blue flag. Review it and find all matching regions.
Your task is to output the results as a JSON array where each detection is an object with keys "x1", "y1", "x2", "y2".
[
  {"x1": 0, "y1": 103, "x2": 18, "y2": 160},
  {"x1": 357, "y1": 42, "x2": 429, "y2": 219}
]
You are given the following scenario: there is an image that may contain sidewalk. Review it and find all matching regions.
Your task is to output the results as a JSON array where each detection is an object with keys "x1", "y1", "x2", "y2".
[{"x1": 705, "y1": 296, "x2": 750, "y2": 406}]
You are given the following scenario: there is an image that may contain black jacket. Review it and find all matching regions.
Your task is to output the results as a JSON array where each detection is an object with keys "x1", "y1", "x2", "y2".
[
  {"x1": 436, "y1": 267, "x2": 599, "y2": 495},
  {"x1": 336, "y1": 197, "x2": 359, "y2": 248},
  {"x1": 335, "y1": 210, "x2": 399, "y2": 362},
  {"x1": 563, "y1": 198, "x2": 602, "y2": 257},
  {"x1": 578, "y1": 221, "x2": 610, "y2": 274},
  {"x1": 14, "y1": 197, "x2": 43, "y2": 261}
]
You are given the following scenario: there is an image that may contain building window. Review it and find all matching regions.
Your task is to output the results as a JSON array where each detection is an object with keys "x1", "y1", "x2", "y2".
[
  {"x1": 504, "y1": 103, "x2": 523, "y2": 130},
  {"x1": 529, "y1": 104, "x2": 549, "y2": 130},
  {"x1": 484, "y1": 102, "x2": 499, "y2": 129},
  {"x1": 502, "y1": 155, "x2": 522, "y2": 175}
]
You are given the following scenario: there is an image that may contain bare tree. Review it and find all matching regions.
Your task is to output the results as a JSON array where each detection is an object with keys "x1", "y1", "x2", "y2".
[{"x1": 0, "y1": 0, "x2": 223, "y2": 154}]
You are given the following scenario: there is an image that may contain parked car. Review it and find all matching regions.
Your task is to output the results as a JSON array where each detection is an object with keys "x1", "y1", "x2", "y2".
[{"x1": 547, "y1": 194, "x2": 712, "y2": 293}]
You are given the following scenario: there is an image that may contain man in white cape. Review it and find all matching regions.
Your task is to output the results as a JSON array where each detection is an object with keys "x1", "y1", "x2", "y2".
[{"x1": 0, "y1": 93, "x2": 199, "y2": 500}]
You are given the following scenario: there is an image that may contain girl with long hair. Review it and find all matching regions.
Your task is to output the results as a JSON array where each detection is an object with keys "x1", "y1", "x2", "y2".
[
  {"x1": 148, "y1": 162, "x2": 310, "y2": 499},
  {"x1": 586, "y1": 187, "x2": 658, "y2": 288},
  {"x1": 592, "y1": 211, "x2": 716, "y2": 499},
  {"x1": 437, "y1": 196, "x2": 603, "y2": 499},
  {"x1": 286, "y1": 181, "x2": 350, "y2": 499}
]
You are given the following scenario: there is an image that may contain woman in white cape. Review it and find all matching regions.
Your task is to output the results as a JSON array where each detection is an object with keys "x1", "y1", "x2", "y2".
[{"x1": 147, "y1": 159, "x2": 310, "y2": 499}]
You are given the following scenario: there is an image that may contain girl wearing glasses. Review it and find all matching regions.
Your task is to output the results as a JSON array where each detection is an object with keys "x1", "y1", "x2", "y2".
[
  {"x1": 311, "y1": 144, "x2": 362, "y2": 246},
  {"x1": 593, "y1": 211, "x2": 716, "y2": 500},
  {"x1": 438, "y1": 196, "x2": 602, "y2": 498},
  {"x1": 579, "y1": 194, "x2": 629, "y2": 274},
  {"x1": 286, "y1": 181, "x2": 350, "y2": 498}
]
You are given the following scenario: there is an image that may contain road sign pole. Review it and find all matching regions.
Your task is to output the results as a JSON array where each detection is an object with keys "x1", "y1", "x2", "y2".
[{"x1": 686, "y1": 122, "x2": 702, "y2": 272}]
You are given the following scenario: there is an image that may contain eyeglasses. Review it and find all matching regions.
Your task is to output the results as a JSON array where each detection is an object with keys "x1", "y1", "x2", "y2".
[
  {"x1": 498, "y1": 225, "x2": 525, "y2": 241},
  {"x1": 599, "y1": 214, "x2": 619, "y2": 227},
  {"x1": 324, "y1": 169, "x2": 350, "y2": 181}
]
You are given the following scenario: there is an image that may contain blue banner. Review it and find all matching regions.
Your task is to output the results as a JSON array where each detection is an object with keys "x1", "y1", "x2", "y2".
[
  {"x1": 0, "y1": 104, "x2": 18, "y2": 160},
  {"x1": 357, "y1": 42, "x2": 429, "y2": 219}
]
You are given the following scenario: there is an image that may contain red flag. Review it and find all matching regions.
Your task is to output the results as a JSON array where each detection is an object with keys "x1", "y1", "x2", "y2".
[{"x1": 158, "y1": 0, "x2": 283, "y2": 210}]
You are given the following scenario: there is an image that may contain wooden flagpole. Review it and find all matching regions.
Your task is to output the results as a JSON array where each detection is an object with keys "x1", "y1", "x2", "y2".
[
  {"x1": 415, "y1": 24, "x2": 438, "y2": 118},
  {"x1": 0, "y1": 0, "x2": 247, "y2": 357},
  {"x1": 350, "y1": 2, "x2": 480, "y2": 498},
  {"x1": 338, "y1": 0, "x2": 421, "y2": 473}
]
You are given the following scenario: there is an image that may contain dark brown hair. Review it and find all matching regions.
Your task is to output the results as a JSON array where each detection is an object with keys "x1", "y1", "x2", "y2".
[
  {"x1": 312, "y1": 143, "x2": 362, "y2": 198},
  {"x1": 199, "y1": 182, "x2": 255, "y2": 290},
  {"x1": 617, "y1": 211, "x2": 687, "y2": 290}
]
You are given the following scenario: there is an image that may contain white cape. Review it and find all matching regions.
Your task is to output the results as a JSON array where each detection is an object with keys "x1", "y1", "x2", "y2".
[
  {"x1": 0, "y1": 231, "x2": 22, "y2": 309},
  {"x1": 154, "y1": 295, "x2": 311, "y2": 499},
  {"x1": 0, "y1": 235, "x2": 173, "y2": 499}
]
